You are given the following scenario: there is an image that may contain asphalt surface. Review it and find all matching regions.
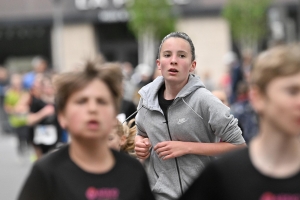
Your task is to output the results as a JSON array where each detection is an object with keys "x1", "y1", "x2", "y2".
[{"x1": 0, "y1": 132, "x2": 33, "y2": 200}]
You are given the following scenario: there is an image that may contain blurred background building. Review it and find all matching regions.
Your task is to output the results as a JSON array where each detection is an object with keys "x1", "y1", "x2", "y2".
[{"x1": 0, "y1": 0, "x2": 299, "y2": 84}]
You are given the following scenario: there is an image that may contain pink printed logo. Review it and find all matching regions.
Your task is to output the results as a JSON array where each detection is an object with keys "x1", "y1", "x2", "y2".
[
  {"x1": 260, "y1": 192, "x2": 300, "y2": 200},
  {"x1": 85, "y1": 187, "x2": 119, "y2": 200},
  {"x1": 260, "y1": 192, "x2": 276, "y2": 200}
]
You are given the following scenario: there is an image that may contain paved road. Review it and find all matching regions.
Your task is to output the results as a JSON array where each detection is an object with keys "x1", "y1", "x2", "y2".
[{"x1": 0, "y1": 132, "x2": 33, "y2": 200}]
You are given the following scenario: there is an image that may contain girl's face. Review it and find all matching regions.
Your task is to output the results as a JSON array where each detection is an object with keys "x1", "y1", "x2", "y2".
[
  {"x1": 107, "y1": 119, "x2": 126, "y2": 151},
  {"x1": 156, "y1": 37, "x2": 196, "y2": 86},
  {"x1": 107, "y1": 131, "x2": 122, "y2": 151},
  {"x1": 58, "y1": 79, "x2": 116, "y2": 142},
  {"x1": 251, "y1": 72, "x2": 300, "y2": 136}
]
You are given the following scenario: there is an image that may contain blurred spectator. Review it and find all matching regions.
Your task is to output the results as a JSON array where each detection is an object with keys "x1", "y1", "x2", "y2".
[
  {"x1": 0, "y1": 66, "x2": 9, "y2": 108},
  {"x1": 122, "y1": 61, "x2": 134, "y2": 79},
  {"x1": 241, "y1": 49, "x2": 253, "y2": 83},
  {"x1": 116, "y1": 62, "x2": 137, "y2": 124},
  {"x1": 202, "y1": 71, "x2": 215, "y2": 91},
  {"x1": 131, "y1": 63, "x2": 153, "y2": 105},
  {"x1": 4, "y1": 73, "x2": 30, "y2": 156},
  {"x1": 0, "y1": 66, "x2": 10, "y2": 132},
  {"x1": 223, "y1": 51, "x2": 244, "y2": 104},
  {"x1": 26, "y1": 74, "x2": 63, "y2": 160},
  {"x1": 230, "y1": 81, "x2": 259, "y2": 143},
  {"x1": 211, "y1": 89, "x2": 229, "y2": 106},
  {"x1": 218, "y1": 70, "x2": 231, "y2": 101},
  {"x1": 22, "y1": 56, "x2": 48, "y2": 90},
  {"x1": 121, "y1": 61, "x2": 137, "y2": 102},
  {"x1": 132, "y1": 63, "x2": 153, "y2": 89}
]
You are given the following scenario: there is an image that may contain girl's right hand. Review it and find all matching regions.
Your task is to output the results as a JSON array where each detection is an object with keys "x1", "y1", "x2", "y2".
[{"x1": 135, "y1": 136, "x2": 152, "y2": 160}]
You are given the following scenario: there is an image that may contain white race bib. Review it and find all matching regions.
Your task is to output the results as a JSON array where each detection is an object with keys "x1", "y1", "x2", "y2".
[{"x1": 33, "y1": 125, "x2": 57, "y2": 145}]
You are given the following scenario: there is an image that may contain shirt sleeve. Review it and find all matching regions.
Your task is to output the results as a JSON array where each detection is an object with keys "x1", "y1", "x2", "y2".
[{"x1": 17, "y1": 164, "x2": 51, "y2": 200}]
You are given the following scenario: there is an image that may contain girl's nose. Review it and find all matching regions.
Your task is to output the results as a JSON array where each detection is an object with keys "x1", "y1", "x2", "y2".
[{"x1": 170, "y1": 55, "x2": 177, "y2": 65}]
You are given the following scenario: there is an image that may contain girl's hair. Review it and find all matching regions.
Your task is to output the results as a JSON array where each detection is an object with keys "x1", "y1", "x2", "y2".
[
  {"x1": 251, "y1": 44, "x2": 300, "y2": 93},
  {"x1": 157, "y1": 32, "x2": 196, "y2": 61},
  {"x1": 54, "y1": 61, "x2": 123, "y2": 114},
  {"x1": 115, "y1": 119, "x2": 136, "y2": 155}
]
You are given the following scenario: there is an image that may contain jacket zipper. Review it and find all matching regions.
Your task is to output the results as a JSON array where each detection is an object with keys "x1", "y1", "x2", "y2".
[{"x1": 165, "y1": 111, "x2": 184, "y2": 196}]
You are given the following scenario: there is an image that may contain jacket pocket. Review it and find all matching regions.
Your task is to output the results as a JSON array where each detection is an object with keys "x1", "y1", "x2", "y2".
[{"x1": 152, "y1": 168, "x2": 182, "y2": 199}]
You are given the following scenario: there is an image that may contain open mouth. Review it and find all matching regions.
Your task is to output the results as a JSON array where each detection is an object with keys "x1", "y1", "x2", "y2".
[
  {"x1": 168, "y1": 68, "x2": 178, "y2": 73},
  {"x1": 87, "y1": 120, "x2": 99, "y2": 129}
]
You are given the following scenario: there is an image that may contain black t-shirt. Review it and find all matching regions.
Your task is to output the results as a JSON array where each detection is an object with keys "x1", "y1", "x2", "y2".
[
  {"x1": 18, "y1": 145, "x2": 155, "y2": 200},
  {"x1": 30, "y1": 95, "x2": 47, "y2": 113},
  {"x1": 180, "y1": 147, "x2": 300, "y2": 200},
  {"x1": 158, "y1": 84, "x2": 174, "y2": 122}
]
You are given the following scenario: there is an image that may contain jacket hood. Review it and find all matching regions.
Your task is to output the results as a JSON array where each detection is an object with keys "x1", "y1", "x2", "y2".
[{"x1": 138, "y1": 74, "x2": 205, "y2": 110}]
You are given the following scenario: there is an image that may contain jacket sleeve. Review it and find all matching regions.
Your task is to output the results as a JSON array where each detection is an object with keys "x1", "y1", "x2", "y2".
[
  {"x1": 135, "y1": 98, "x2": 148, "y2": 137},
  {"x1": 205, "y1": 93, "x2": 245, "y2": 144}
]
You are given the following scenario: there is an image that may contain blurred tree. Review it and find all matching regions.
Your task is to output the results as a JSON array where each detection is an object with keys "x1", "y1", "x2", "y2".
[
  {"x1": 222, "y1": 0, "x2": 271, "y2": 53},
  {"x1": 126, "y1": 0, "x2": 176, "y2": 69}
]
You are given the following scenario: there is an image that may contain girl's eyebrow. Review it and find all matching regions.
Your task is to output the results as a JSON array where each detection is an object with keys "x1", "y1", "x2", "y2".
[
  {"x1": 177, "y1": 50, "x2": 188, "y2": 54},
  {"x1": 162, "y1": 50, "x2": 188, "y2": 53}
]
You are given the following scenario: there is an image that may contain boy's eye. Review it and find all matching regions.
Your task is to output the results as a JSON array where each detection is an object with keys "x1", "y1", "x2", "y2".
[
  {"x1": 163, "y1": 54, "x2": 170, "y2": 57},
  {"x1": 75, "y1": 98, "x2": 108, "y2": 105},
  {"x1": 97, "y1": 98, "x2": 108, "y2": 104},
  {"x1": 286, "y1": 88, "x2": 299, "y2": 96},
  {"x1": 76, "y1": 98, "x2": 87, "y2": 104},
  {"x1": 179, "y1": 54, "x2": 186, "y2": 58}
]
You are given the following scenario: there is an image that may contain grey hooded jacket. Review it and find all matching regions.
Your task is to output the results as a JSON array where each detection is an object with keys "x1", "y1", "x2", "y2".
[{"x1": 136, "y1": 74, "x2": 245, "y2": 200}]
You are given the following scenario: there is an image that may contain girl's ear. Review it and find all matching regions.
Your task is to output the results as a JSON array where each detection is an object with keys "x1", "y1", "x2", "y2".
[
  {"x1": 156, "y1": 59, "x2": 161, "y2": 70},
  {"x1": 189, "y1": 61, "x2": 196, "y2": 72},
  {"x1": 120, "y1": 135, "x2": 127, "y2": 147}
]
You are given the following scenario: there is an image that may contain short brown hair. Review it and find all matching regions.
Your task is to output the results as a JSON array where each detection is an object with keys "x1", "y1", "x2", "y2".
[
  {"x1": 54, "y1": 61, "x2": 123, "y2": 114},
  {"x1": 251, "y1": 44, "x2": 300, "y2": 93}
]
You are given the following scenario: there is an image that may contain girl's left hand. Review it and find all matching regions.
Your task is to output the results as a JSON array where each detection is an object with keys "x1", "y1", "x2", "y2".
[{"x1": 154, "y1": 141, "x2": 188, "y2": 160}]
